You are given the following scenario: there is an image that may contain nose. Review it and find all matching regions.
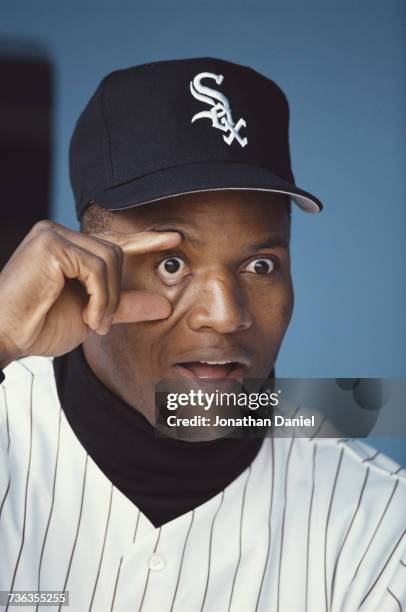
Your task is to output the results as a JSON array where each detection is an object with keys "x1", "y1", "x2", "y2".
[{"x1": 186, "y1": 271, "x2": 252, "y2": 334}]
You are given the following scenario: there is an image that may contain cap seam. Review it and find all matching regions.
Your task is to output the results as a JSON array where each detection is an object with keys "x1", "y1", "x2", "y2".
[{"x1": 99, "y1": 74, "x2": 116, "y2": 185}]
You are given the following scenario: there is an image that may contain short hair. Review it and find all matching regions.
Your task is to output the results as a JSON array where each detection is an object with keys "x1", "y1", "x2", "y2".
[
  {"x1": 80, "y1": 195, "x2": 292, "y2": 234},
  {"x1": 80, "y1": 202, "x2": 113, "y2": 234}
]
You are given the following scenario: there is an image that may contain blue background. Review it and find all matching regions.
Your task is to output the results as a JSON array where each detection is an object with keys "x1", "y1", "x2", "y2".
[{"x1": 1, "y1": 0, "x2": 405, "y2": 462}]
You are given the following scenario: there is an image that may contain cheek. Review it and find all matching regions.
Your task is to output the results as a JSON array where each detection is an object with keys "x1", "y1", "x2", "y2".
[
  {"x1": 122, "y1": 259, "x2": 154, "y2": 291},
  {"x1": 246, "y1": 285, "x2": 293, "y2": 375},
  {"x1": 104, "y1": 325, "x2": 170, "y2": 390},
  {"x1": 122, "y1": 259, "x2": 179, "y2": 301},
  {"x1": 247, "y1": 279, "x2": 293, "y2": 331},
  {"x1": 277, "y1": 281, "x2": 294, "y2": 327},
  {"x1": 104, "y1": 324, "x2": 145, "y2": 362}
]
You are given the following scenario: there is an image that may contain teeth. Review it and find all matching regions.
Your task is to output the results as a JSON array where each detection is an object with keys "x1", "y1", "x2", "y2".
[{"x1": 199, "y1": 360, "x2": 233, "y2": 365}]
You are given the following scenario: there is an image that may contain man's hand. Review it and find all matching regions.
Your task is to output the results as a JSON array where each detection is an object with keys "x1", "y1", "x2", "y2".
[{"x1": 0, "y1": 220, "x2": 181, "y2": 367}]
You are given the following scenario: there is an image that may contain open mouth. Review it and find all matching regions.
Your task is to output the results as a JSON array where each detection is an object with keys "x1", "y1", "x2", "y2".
[{"x1": 174, "y1": 360, "x2": 246, "y2": 380}]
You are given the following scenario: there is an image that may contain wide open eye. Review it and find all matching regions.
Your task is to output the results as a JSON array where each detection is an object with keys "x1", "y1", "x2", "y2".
[
  {"x1": 243, "y1": 257, "x2": 276, "y2": 275},
  {"x1": 156, "y1": 257, "x2": 188, "y2": 285}
]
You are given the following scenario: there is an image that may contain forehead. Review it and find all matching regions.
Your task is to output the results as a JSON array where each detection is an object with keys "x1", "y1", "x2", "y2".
[{"x1": 110, "y1": 190, "x2": 290, "y2": 237}]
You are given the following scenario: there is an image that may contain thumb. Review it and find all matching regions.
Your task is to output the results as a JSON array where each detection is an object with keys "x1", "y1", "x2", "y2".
[{"x1": 112, "y1": 290, "x2": 172, "y2": 323}]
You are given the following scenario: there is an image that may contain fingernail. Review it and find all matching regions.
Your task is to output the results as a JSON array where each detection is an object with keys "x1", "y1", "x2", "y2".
[{"x1": 94, "y1": 314, "x2": 114, "y2": 336}]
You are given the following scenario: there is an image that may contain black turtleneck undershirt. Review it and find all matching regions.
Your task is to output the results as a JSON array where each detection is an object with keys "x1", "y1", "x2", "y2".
[{"x1": 53, "y1": 346, "x2": 263, "y2": 527}]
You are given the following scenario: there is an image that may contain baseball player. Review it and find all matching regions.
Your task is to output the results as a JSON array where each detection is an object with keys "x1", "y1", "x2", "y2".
[{"x1": 0, "y1": 58, "x2": 405, "y2": 612}]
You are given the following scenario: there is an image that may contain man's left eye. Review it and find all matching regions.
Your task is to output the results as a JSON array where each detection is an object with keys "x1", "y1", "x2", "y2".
[{"x1": 243, "y1": 258, "x2": 275, "y2": 275}]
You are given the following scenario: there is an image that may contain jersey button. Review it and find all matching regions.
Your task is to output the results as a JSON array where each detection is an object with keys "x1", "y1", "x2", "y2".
[{"x1": 148, "y1": 553, "x2": 165, "y2": 571}]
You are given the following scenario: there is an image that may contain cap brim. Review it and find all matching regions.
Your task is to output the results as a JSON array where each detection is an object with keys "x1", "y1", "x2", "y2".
[{"x1": 91, "y1": 161, "x2": 323, "y2": 214}]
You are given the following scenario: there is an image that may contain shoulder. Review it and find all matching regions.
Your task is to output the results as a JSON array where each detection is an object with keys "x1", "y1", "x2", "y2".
[
  {"x1": 301, "y1": 436, "x2": 406, "y2": 510},
  {"x1": 0, "y1": 356, "x2": 56, "y2": 426},
  {"x1": 272, "y1": 435, "x2": 405, "y2": 481},
  {"x1": 326, "y1": 439, "x2": 406, "y2": 609},
  {"x1": 272, "y1": 437, "x2": 406, "y2": 608},
  {"x1": 285, "y1": 435, "x2": 406, "y2": 482},
  {"x1": 316, "y1": 436, "x2": 406, "y2": 479},
  {"x1": 271, "y1": 435, "x2": 405, "y2": 539},
  {"x1": 319, "y1": 437, "x2": 406, "y2": 503},
  {"x1": 1, "y1": 355, "x2": 54, "y2": 383}
]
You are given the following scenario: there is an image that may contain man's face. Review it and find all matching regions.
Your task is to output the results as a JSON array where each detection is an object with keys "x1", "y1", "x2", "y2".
[{"x1": 83, "y1": 190, "x2": 294, "y2": 422}]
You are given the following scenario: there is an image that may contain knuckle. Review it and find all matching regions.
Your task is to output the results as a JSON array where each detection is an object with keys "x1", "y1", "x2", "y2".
[
  {"x1": 105, "y1": 242, "x2": 123, "y2": 266},
  {"x1": 36, "y1": 228, "x2": 58, "y2": 249},
  {"x1": 111, "y1": 243, "x2": 123, "y2": 262},
  {"x1": 32, "y1": 219, "x2": 55, "y2": 233},
  {"x1": 92, "y1": 255, "x2": 107, "y2": 276}
]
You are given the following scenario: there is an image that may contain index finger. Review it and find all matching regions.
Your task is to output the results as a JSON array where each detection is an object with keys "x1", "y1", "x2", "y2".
[{"x1": 91, "y1": 230, "x2": 182, "y2": 254}]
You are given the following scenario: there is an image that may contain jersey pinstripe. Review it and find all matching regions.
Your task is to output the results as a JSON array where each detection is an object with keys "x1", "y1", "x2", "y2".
[{"x1": 0, "y1": 357, "x2": 405, "y2": 612}]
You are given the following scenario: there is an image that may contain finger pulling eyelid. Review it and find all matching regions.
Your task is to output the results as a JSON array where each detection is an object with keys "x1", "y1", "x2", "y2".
[
  {"x1": 149, "y1": 226, "x2": 204, "y2": 248},
  {"x1": 148, "y1": 226, "x2": 184, "y2": 239}
]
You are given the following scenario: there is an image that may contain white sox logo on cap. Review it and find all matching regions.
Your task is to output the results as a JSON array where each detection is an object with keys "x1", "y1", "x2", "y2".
[{"x1": 190, "y1": 72, "x2": 248, "y2": 148}]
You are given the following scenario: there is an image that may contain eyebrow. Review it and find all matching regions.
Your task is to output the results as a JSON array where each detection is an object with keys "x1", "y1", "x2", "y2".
[
  {"x1": 152, "y1": 226, "x2": 289, "y2": 251},
  {"x1": 249, "y1": 236, "x2": 289, "y2": 250}
]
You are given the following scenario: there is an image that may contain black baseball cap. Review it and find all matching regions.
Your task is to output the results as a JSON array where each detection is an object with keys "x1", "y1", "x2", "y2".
[{"x1": 70, "y1": 57, "x2": 323, "y2": 220}]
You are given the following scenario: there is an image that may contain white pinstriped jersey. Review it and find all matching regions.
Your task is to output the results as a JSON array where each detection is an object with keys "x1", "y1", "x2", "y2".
[{"x1": 0, "y1": 356, "x2": 405, "y2": 612}]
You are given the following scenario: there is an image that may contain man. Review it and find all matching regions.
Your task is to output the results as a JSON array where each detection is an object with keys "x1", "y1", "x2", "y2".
[{"x1": 0, "y1": 58, "x2": 404, "y2": 611}]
